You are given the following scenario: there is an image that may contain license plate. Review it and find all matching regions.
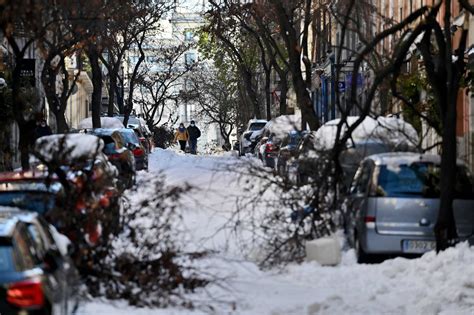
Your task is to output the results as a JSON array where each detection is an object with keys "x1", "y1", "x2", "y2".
[{"x1": 402, "y1": 240, "x2": 436, "y2": 253}]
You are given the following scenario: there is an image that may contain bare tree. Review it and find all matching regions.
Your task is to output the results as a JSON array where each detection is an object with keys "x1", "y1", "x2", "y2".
[
  {"x1": 134, "y1": 42, "x2": 195, "y2": 131},
  {"x1": 187, "y1": 67, "x2": 238, "y2": 150}
]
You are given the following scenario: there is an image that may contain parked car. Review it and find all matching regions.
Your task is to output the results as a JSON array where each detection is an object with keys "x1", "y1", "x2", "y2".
[
  {"x1": 287, "y1": 116, "x2": 419, "y2": 186},
  {"x1": 32, "y1": 134, "x2": 123, "y2": 241},
  {"x1": 344, "y1": 152, "x2": 474, "y2": 263},
  {"x1": 256, "y1": 134, "x2": 280, "y2": 168},
  {"x1": 0, "y1": 170, "x2": 64, "y2": 216},
  {"x1": 276, "y1": 130, "x2": 304, "y2": 175},
  {"x1": 87, "y1": 128, "x2": 136, "y2": 189},
  {"x1": 239, "y1": 119, "x2": 267, "y2": 156},
  {"x1": 256, "y1": 115, "x2": 302, "y2": 169},
  {"x1": 0, "y1": 210, "x2": 79, "y2": 314},
  {"x1": 117, "y1": 128, "x2": 148, "y2": 171},
  {"x1": 132, "y1": 127, "x2": 151, "y2": 154},
  {"x1": 115, "y1": 115, "x2": 153, "y2": 153}
]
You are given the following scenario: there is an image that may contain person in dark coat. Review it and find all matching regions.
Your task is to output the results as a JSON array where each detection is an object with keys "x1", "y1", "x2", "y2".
[
  {"x1": 187, "y1": 120, "x2": 201, "y2": 154},
  {"x1": 35, "y1": 119, "x2": 52, "y2": 139}
]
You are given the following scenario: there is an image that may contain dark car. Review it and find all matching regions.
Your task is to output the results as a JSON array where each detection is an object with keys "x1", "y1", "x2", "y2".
[
  {"x1": 87, "y1": 129, "x2": 136, "y2": 189},
  {"x1": 276, "y1": 130, "x2": 304, "y2": 176},
  {"x1": 132, "y1": 127, "x2": 151, "y2": 155},
  {"x1": 0, "y1": 171, "x2": 64, "y2": 216},
  {"x1": 115, "y1": 116, "x2": 153, "y2": 153},
  {"x1": 117, "y1": 128, "x2": 148, "y2": 171},
  {"x1": 0, "y1": 210, "x2": 79, "y2": 315}
]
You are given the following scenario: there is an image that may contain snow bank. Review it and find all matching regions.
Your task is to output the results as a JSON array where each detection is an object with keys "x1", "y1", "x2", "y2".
[{"x1": 77, "y1": 117, "x2": 124, "y2": 129}]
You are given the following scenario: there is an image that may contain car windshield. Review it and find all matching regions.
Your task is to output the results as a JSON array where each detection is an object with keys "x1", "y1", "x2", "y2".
[
  {"x1": 0, "y1": 191, "x2": 57, "y2": 214},
  {"x1": 377, "y1": 162, "x2": 474, "y2": 198},
  {"x1": 249, "y1": 122, "x2": 266, "y2": 131}
]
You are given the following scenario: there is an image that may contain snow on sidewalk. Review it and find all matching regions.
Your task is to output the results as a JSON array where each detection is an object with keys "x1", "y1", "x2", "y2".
[{"x1": 78, "y1": 149, "x2": 474, "y2": 315}]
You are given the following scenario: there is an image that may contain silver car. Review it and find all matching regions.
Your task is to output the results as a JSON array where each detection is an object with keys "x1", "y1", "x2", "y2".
[{"x1": 345, "y1": 152, "x2": 474, "y2": 263}]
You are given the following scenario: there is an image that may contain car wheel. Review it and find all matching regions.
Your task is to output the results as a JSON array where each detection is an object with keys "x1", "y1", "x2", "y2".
[{"x1": 354, "y1": 232, "x2": 372, "y2": 264}]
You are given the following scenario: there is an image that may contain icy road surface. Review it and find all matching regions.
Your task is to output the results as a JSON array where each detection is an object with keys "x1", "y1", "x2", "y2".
[{"x1": 78, "y1": 149, "x2": 474, "y2": 315}]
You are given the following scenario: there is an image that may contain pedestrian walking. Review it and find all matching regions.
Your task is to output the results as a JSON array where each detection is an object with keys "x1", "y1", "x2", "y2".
[
  {"x1": 187, "y1": 120, "x2": 201, "y2": 154},
  {"x1": 174, "y1": 123, "x2": 189, "y2": 151}
]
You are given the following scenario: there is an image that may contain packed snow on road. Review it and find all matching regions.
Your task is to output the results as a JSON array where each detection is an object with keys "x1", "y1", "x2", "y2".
[{"x1": 78, "y1": 149, "x2": 474, "y2": 315}]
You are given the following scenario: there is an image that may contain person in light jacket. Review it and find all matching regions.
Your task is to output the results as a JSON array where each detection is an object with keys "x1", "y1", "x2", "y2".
[{"x1": 174, "y1": 123, "x2": 189, "y2": 151}]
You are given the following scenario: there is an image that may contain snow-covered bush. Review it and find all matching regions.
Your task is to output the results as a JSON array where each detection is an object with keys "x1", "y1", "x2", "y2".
[
  {"x1": 92, "y1": 174, "x2": 209, "y2": 307},
  {"x1": 226, "y1": 154, "x2": 342, "y2": 268}
]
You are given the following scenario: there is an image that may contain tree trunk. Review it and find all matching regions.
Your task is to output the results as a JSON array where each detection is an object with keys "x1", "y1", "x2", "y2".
[
  {"x1": 434, "y1": 88, "x2": 458, "y2": 252},
  {"x1": 107, "y1": 70, "x2": 117, "y2": 117},
  {"x1": 264, "y1": 66, "x2": 272, "y2": 120},
  {"x1": 279, "y1": 71, "x2": 288, "y2": 115},
  {"x1": 55, "y1": 114, "x2": 69, "y2": 133},
  {"x1": 271, "y1": 0, "x2": 319, "y2": 130},
  {"x1": 241, "y1": 67, "x2": 261, "y2": 119},
  {"x1": 41, "y1": 61, "x2": 70, "y2": 133},
  {"x1": 87, "y1": 47, "x2": 103, "y2": 129}
]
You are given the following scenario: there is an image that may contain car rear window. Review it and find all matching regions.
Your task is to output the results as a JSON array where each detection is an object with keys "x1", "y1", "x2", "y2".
[
  {"x1": 377, "y1": 163, "x2": 474, "y2": 198},
  {"x1": 249, "y1": 123, "x2": 266, "y2": 131}
]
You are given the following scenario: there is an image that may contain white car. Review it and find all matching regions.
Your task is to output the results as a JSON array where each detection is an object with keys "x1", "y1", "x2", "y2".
[{"x1": 239, "y1": 119, "x2": 267, "y2": 156}]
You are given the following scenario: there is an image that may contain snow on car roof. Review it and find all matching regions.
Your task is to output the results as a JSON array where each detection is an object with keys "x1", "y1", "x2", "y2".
[
  {"x1": 265, "y1": 115, "x2": 301, "y2": 138},
  {"x1": 78, "y1": 117, "x2": 125, "y2": 129},
  {"x1": 313, "y1": 116, "x2": 419, "y2": 150},
  {"x1": 34, "y1": 134, "x2": 104, "y2": 163}
]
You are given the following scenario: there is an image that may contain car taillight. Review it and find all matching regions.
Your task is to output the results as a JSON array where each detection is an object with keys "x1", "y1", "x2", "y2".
[
  {"x1": 364, "y1": 216, "x2": 376, "y2": 223},
  {"x1": 365, "y1": 216, "x2": 376, "y2": 228},
  {"x1": 265, "y1": 143, "x2": 275, "y2": 153},
  {"x1": 7, "y1": 279, "x2": 44, "y2": 308},
  {"x1": 132, "y1": 147, "x2": 144, "y2": 156}
]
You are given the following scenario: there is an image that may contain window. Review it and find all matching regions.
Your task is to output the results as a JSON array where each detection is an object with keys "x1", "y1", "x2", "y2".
[
  {"x1": 184, "y1": 29, "x2": 193, "y2": 41},
  {"x1": 376, "y1": 163, "x2": 474, "y2": 198},
  {"x1": 184, "y1": 52, "x2": 197, "y2": 66},
  {"x1": 351, "y1": 162, "x2": 373, "y2": 194}
]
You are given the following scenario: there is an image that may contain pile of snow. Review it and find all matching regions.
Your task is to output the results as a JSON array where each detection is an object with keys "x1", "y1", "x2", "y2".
[
  {"x1": 77, "y1": 117, "x2": 124, "y2": 129},
  {"x1": 314, "y1": 116, "x2": 419, "y2": 151},
  {"x1": 305, "y1": 236, "x2": 341, "y2": 266},
  {"x1": 34, "y1": 134, "x2": 103, "y2": 163}
]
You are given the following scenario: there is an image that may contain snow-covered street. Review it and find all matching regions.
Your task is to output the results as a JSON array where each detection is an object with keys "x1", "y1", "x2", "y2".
[{"x1": 78, "y1": 149, "x2": 474, "y2": 315}]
